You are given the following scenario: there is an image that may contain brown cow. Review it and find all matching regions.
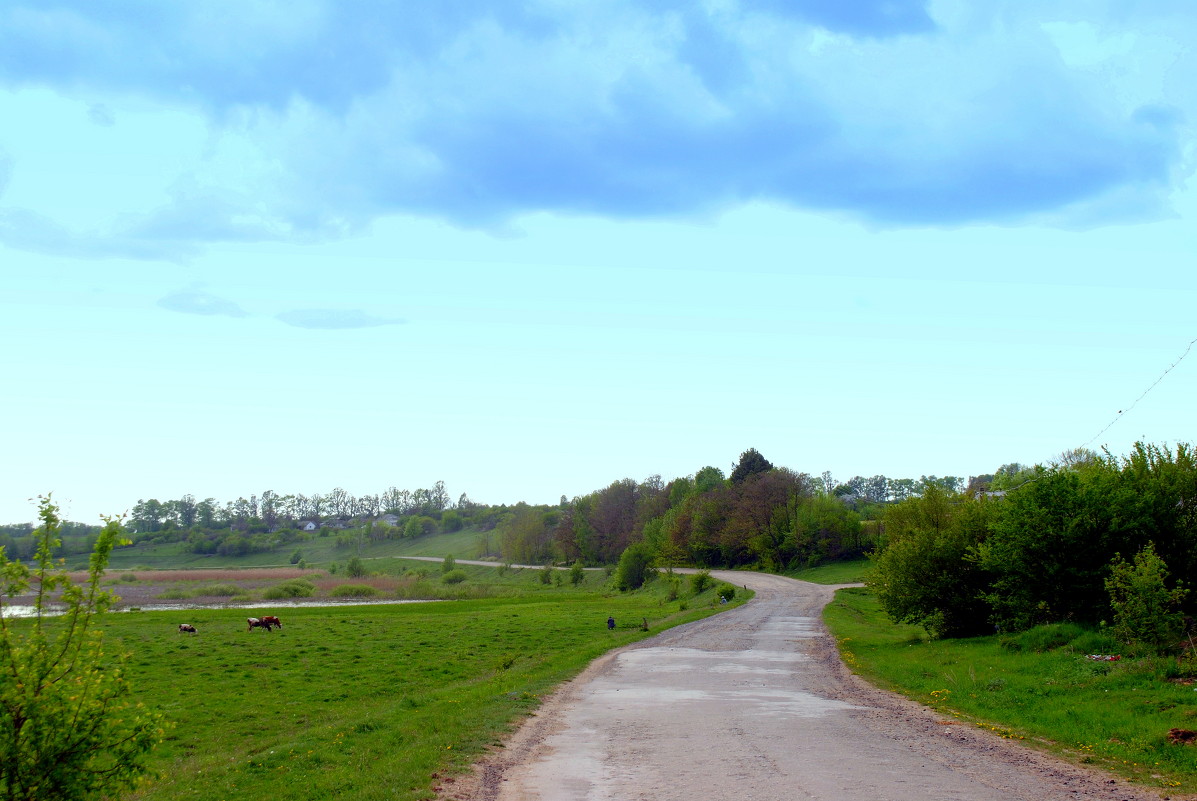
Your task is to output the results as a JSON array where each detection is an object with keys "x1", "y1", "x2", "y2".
[
  {"x1": 178, "y1": 623, "x2": 197, "y2": 634},
  {"x1": 247, "y1": 617, "x2": 274, "y2": 632},
  {"x1": 260, "y1": 615, "x2": 282, "y2": 629}
]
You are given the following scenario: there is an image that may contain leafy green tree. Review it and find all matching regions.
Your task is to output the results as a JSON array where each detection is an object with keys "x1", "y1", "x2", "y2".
[
  {"x1": 0, "y1": 497, "x2": 164, "y2": 800},
  {"x1": 441, "y1": 553, "x2": 456, "y2": 574},
  {"x1": 347, "y1": 556, "x2": 367, "y2": 578},
  {"x1": 614, "y1": 542, "x2": 656, "y2": 591},
  {"x1": 1105, "y1": 543, "x2": 1188, "y2": 653},
  {"x1": 569, "y1": 560, "x2": 585, "y2": 586}
]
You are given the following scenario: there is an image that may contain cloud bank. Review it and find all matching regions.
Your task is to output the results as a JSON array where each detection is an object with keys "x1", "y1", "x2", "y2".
[{"x1": 0, "y1": 1, "x2": 1191, "y2": 255}]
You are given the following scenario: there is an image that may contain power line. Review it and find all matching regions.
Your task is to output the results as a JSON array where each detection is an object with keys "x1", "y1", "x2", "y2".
[{"x1": 1082, "y1": 335, "x2": 1197, "y2": 449}]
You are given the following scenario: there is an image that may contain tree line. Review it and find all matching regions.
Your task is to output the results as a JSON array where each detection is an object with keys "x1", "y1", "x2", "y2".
[
  {"x1": 489, "y1": 448, "x2": 960, "y2": 572},
  {"x1": 126, "y1": 481, "x2": 458, "y2": 534}
]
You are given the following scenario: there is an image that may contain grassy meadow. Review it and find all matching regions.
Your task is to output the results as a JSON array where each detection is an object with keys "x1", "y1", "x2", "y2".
[
  {"x1": 826, "y1": 586, "x2": 1197, "y2": 793},
  {"x1": 101, "y1": 527, "x2": 490, "y2": 572},
  {"x1": 72, "y1": 568, "x2": 743, "y2": 801},
  {"x1": 786, "y1": 558, "x2": 870, "y2": 585}
]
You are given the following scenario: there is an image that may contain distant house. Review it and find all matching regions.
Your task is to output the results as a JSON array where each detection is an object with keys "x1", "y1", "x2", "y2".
[
  {"x1": 379, "y1": 514, "x2": 400, "y2": 527},
  {"x1": 298, "y1": 521, "x2": 319, "y2": 532},
  {"x1": 980, "y1": 490, "x2": 1007, "y2": 500}
]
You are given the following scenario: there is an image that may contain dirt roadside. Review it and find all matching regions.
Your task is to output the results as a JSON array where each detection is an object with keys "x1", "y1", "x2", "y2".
[{"x1": 441, "y1": 571, "x2": 1187, "y2": 801}]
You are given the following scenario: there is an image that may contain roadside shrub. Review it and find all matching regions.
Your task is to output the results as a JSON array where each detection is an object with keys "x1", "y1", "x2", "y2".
[
  {"x1": 570, "y1": 560, "x2": 585, "y2": 586},
  {"x1": 347, "y1": 557, "x2": 367, "y2": 578},
  {"x1": 539, "y1": 565, "x2": 553, "y2": 585},
  {"x1": 263, "y1": 578, "x2": 315, "y2": 599},
  {"x1": 330, "y1": 584, "x2": 379, "y2": 598},
  {"x1": 1106, "y1": 542, "x2": 1188, "y2": 653},
  {"x1": 715, "y1": 583, "x2": 736, "y2": 602},
  {"x1": 442, "y1": 554, "x2": 456, "y2": 574},
  {"x1": 289, "y1": 549, "x2": 302, "y2": 565},
  {"x1": 441, "y1": 569, "x2": 468, "y2": 585},
  {"x1": 667, "y1": 576, "x2": 681, "y2": 601},
  {"x1": 690, "y1": 570, "x2": 713, "y2": 594}
]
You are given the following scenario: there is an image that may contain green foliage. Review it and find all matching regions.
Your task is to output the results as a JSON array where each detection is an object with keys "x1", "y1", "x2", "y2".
[
  {"x1": 440, "y1": 509, "x2": 463, "y2": 533},
  {"x1": 539, "y1": 564, "x2": 553, "y2": 585},
  {"x1": 0, "y1": 497, "x2": 164, "y2": 800},
  {"x1": 1105, "y1": 543, "x2": 1187, "y2": 653},
  {"x1": 346, "y1": 556, "x2": 367, "y2": 578},
  {"x1": 289, "y1": 548, "x2": 303, "y2": 565},
  {"x1": 441, "y1": 569, "x2": 468, "y2": 585},
  {"x1": 441, "y1": 553, "x2": 456, "y2": 574},
  {"x1": 715, "y1": 582, "x2": 736, "y2": 601},
  {"x1": 690, "y1": 570, "x2": 713, "y2": 594},
  {"x1": 262, "y1": 578, "x2": 315, "y2": 599},
  {"x1": 614, "y1": 542, "x2": 656, "y2": 591},
  {"x1": 197, "y1": 583, "x2": 240, "y2": 597},
  {"x1": 330, "y1": 584, "x2": 379, "y2": 597},
  {"x1": 569, "y1": 560, "x2": 585, "y2": 587}
]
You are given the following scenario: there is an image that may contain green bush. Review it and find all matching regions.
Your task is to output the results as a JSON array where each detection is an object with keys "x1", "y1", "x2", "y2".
[
  {"x1": 330, "y1": 584, "x2": 379, "y2": 597},
  {"x1": 715, "y1": 582, "x2": 736, "y2": 602},
  {"x1": 155, "y1": 589, "x2": 190, "y2": 600},
  {"x1": 1000, "y1": 622, "x2": 1086, "y2": 652},
  {"x1": 119, "y1": 572, "x2": 138, "y2": 583},
  {"x1": 690, "y1": 570, "x2": 712, "y2": 594},
  {"x1": 615, "y1": 542, "x2": 656, "y2": 591},
  {"x1": 197, "y1": 583, "x2": 240, "y2": 597},
  {"x1": 441, "y1": 569, "x2": 468, "y2": 585},
  {"x1": 347, "y1": 557, "x2": 367, "y2": 578},
  {"x1": 263, "y1": 578, "x2": 316, "y2": 599},
  {"x1": 442, "y1": 554, "x2": 456, "y2": 574}
]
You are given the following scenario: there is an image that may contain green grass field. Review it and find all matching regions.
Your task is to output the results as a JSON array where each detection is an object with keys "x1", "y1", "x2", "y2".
[
  {"x1": 85, "y1": 577, "x2": 743, "y2": 800},
  {"x1": 786, "y1": 558, "x2": 871, "y2": 585},
  {"x1": 103, "y1": 527, "x2": 492, "y2": 572},
  {"x1": 825, "y1": 586, "x2": 1197, "y2": 793}
]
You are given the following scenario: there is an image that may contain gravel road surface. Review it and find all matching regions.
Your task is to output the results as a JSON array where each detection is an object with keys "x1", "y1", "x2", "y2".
[{"x1": 447, "y1": 571, "x2": 1175, "y2": 801}]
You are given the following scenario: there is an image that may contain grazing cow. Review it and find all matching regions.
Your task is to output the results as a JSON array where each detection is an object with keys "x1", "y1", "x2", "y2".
[
  {"x1": 260, "y1": 615, "x2": 282, "y2": 629},
  {"x1": 247, "y1": 617, "x2": 274, "y2": 632},
  {"x1": 178, "y1": 623, "x2": 197, "y2": 634}
]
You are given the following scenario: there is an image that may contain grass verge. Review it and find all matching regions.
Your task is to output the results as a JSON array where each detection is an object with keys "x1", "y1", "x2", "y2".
[{"x1": 825, "y1": 586, "x2": 1197, "y2": 794}]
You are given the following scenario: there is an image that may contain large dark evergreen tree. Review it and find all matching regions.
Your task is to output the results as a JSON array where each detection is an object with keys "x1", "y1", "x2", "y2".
[{"x1": 730, "y1": 448, "x2": 774, "y2": 483}]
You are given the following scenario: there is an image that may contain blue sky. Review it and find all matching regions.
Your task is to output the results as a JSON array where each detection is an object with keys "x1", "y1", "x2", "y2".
[{"x1": 2, "y1": 1, "x2": 1194, "y2": 524}]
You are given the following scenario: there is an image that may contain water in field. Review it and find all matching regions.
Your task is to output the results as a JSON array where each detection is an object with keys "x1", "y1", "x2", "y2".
[{"x1": 2, "y1": 598, "x2": 440, "y2": 618}]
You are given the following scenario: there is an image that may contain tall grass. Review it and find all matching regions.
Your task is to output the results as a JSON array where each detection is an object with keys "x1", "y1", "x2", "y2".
[{"x1": 826, "y1": 586, "x2": 1197, "y2": 793}]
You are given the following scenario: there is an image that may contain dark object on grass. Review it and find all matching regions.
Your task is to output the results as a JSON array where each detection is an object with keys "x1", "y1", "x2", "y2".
[
  {"x1": 178, "y1": 624, "x2": 196, "y2": 634},
  {"x1": 247, "y1": 617, "x2": 274, "y2": 632},
  {"x1": 1168, "y1": 728, "x2": 1197, "y2": 745},
  {"x1": 607, "y1": 616, "x2": 615, "y2": 630}
]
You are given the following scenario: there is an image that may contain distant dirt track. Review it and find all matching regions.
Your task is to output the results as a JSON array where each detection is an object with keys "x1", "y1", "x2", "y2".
[{"x1": 444, "y1": 571, "x2": 1176, "y2": 801}]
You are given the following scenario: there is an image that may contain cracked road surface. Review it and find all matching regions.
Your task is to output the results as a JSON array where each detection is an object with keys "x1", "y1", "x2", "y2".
[{"x1": 456, "y1": 571, "x2": 1167, "y2": 801}]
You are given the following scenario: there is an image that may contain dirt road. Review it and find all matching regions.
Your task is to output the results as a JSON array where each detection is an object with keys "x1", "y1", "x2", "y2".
[{"x1": 454, "y1": 571, "x2": 1171, "y2": 801}]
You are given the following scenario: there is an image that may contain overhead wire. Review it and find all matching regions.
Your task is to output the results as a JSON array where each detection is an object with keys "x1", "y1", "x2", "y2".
[{"x1": 1081, "y1": 335, "x2": 1197, "y2": 449}]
